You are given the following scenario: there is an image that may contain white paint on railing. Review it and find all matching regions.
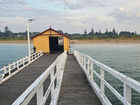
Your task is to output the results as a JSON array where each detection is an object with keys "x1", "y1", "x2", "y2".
[
  {"x1": 12, "y1": 51, "x2": 67, "y2": 105},
  {"x1": 0, "y1": 50, "x2": 43, "y2": 84},
  {"x1": 72, "y1": 49, "x2": 140, "y2": 105},
  {"x1": 69, "y1": 48, "x2": 74, "y2": 54}
]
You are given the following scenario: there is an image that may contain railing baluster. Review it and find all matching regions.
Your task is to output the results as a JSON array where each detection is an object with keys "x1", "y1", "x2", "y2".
[
  {"x1": 56, "y1": 63, "x2": 59, "y2": 86},
  {"x1": 84, "y1": 56, "x2": 86, "y2": 69},
  {"x1": 91, "y1": 62, "x2": 94, "y2": 80},
  {"x1": 8, "y1": 63, "x2": 11, "y2": 76},
  {"x1": 51, "y1": 68, "x2": 54, "y2": 100},
  {"x1": 23, "y1": 57, "x2": 25, "y2": 66},
  {"x1": 17, "y1": 60, "x2": 19, "y2": 70},
  {"x1": 82, "y1": 55, "x2": 84, "y2": 66},
  {"x1": 4, "y1": 66, "x2": 6, "y2": 75},
  {"x1": 80, "y1": 53, "x2": 82, "y2": 64},
  {"x1": 87, "y1": 58, "x2": 90, "y2": 75},
  {"x1": 100, "y1": 68, "x2": 105, "y2": 93},
  {"x1": 124, "y1": 83, "x2": 131, "y2": 104},
  {"x1": 37, "y1": 84, "x2": 43, "y2": 105}
]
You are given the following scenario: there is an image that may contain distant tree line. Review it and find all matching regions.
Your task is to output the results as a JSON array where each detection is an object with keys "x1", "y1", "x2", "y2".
[
  {"x1": 0, "y1": 26, "x2": 138, "y2": 40},
  {"x1": 63, "y1": 27, "x2": 137, "y2": 37},
  {"x1": 0, "y1": 26, "x2": 40, "y2": 37}
]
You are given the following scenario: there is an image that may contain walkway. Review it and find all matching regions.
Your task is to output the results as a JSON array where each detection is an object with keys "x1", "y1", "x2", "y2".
[
  {"x1": 58, "y1": 55, "x2": 102, "y2": 105},
  {"x1": 0, "y1": 53, "x2": 61, "y2": 105},
  {"x1": 0, "y1": 54, "x2": 102, "y2": 105}
]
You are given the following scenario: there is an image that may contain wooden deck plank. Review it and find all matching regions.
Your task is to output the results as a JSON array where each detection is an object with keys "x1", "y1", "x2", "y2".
[
  {"x1": 58, "y1": 54, "x2": 102, "y2": 105},
  {"x1": 0, "y1": 53, "x2": 61, "y2": 105},
  {"x1": 0, "y1": 53, "x2": 102, "y2": 105}
]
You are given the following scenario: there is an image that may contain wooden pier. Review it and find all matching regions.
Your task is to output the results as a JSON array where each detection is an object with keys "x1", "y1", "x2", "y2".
[
  {"x1": 0, "y1": 53, "x2": 101, "y2": 105},
  {"x1": 0, "y1": 53, "x2": 61, "y2": 105},
  {"x1": 58, "y1": 55, "x2": 102, "y2": 105},
  {"x1": 0, "y1": 49, "x2": 140, "y2": 105},
  {"x1": 1, "y1": 27, "x2": 140, "y2": 105}
]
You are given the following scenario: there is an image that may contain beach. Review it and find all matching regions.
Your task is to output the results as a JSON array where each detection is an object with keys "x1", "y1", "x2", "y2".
[
  {"x1": 0, "y1": 39, "x2": 140, "y2": 44},
  {"x1": 0, "y1": 40, "x2": 33, "y2": 43},
  {"x1": 70, "y1": 39, "x2": 140, "y2": 44}
]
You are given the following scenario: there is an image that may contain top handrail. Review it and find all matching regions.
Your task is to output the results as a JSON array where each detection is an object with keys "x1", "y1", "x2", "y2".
[
  {"x1": 78, "y1": 51, "x2": 140, "y2": 93},
  {"x1": 12, "y1": 51, "x2": 67, "y2": 105},
  {"x1": 0, "y1": 50, "x2": 43, "y2": 84},
  {"x1": 72, "y1": 48, "x2": 140, "y2": 105}
]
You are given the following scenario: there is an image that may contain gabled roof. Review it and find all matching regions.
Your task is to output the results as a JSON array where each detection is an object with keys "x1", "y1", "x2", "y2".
[{"x1": 31, "y1": 27, "x2": 70, "y2": 39}]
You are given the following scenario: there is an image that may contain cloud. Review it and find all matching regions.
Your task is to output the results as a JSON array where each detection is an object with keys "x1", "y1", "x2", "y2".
[
  {"x1": 0, "y1": 0, "x2": 27, "y2": 5},
  {"x1": 81, "y1": 17, "x2": 98, "y2": 25},
  {"x1": 109, "y1": 6, "x2": 140, "y2": 23},
  {"x1": 43, "y1": 0, "x2": 107, "y2": 10},
  {"x1": 0, "y1": 0, "x2": 28, "y2": 17},
  {"x1": 0, "y1": 20, "x2": 6, "y2": 23}
]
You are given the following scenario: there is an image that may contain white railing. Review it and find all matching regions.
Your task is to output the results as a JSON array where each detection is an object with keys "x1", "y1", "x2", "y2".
[
  {"x1": 73, "y1": 49, "x2": 140, "y2": 105},
  {"x1": 0, "y1": 50, "x2": 43, "y2": 84},
  {"x1": 12, "y1": 51, "x2": 67, "y2": 105},
  {"x1": 69, "y1": 48, "x2": 74, "y2": 54}
]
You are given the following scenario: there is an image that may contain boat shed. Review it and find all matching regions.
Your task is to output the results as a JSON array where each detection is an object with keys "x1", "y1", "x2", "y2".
[{"x1": 31, "y1": 27, "x2": 70, "y2": 53}]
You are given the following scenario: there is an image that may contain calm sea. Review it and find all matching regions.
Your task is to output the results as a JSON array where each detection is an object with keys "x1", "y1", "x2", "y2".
[
  {"x1": 0, "y1": 43, "x2": 140, "y2": 104},
  {"x1": 0, "y1": 43, "x2": 33, "y2": 68},
  {"x1": 71, "y1": 44, "x2": 140, "y2": 105}
]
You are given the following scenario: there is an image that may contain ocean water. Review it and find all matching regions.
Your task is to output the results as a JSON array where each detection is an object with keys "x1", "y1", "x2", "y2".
[
  {"x1": 0, "y1": 43, "x2": 140, "y2": 104},
  {"x1": 71, "y1": 44, "x2": 140, "y2": 105},
  {"x1": 0, "y1": 43, "x2": 33, "y2": 69}
]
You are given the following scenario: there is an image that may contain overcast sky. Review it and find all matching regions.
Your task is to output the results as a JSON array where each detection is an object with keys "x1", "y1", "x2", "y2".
[{"x1": 0, "y1": 0, "x2": 140, "y2": 34}]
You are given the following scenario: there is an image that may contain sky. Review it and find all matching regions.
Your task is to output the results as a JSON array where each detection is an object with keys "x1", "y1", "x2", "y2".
[{"x1": 0, "y1": 0, "x2": 140, "y2": 34}]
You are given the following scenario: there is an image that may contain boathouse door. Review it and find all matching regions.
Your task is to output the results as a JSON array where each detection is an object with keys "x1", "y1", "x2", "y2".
[{"x1": 49, "y1": 37, "x2": 63, "y2": 53}]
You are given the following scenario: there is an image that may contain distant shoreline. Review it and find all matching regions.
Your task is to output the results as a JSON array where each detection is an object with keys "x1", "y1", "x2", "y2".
[
  {"x1": 70, "y1": 40, "x2": 140, "y2": 44},
  {"x1": 0, "y1": 40, "x2": 33, "y2": 43},
  {"x1": 0, "y1": 39, "x2": 140, "y2": 44}
]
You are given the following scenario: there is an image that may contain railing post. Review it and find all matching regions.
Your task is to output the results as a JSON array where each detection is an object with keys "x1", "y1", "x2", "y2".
[
  {"x1": 13, "y1": 61, "x2": 15, "y2": 68},
  {"x1": 84, "y1": 56, "x2": 86, "y2": 69},
  {"x1": 87, "y1": 58, "x2": 90, "y2": 75},
  {"x1": 100, "y1": 68, "x2": 105, "y2": 93},
  {"x1": 8, "y1": 64, "x2": 11, "y2": 76},
  {"x1": 23, "y1": 57, "x2": 25, "y2": 66},
  {"x1": 17, "y1": 60, "x2": 19, "y2": 70},
  {"x1": 90, "y1": 62, "x2": 94, "y2": 80},
  {"x1": 29, "y1": 55, "x2": 31, "y2": 63},
  {"x1": 80, "y1": 53, "x2": 82, "y2": 64},
  {"x1": 26, "y1": 56, "x2": 28, "y2": 64},
  {"x1": 37, "y1": 84, "x2": 43, "y2": 105},
  {"x1": 3, "y1": 66, "x2": 6, "y2": 76},
  {"x1": 82, "y1": 55, "x2": 84, "y2": 66},
  {"x1": 56, "y1": 63, "x2": 59, "y2": 86},
  {"x1": 51, "y1": 69, "x2": 54, "y2": 100},
  {"x1": 124, "y1": 83, "x2": 131, "y2": 104}
]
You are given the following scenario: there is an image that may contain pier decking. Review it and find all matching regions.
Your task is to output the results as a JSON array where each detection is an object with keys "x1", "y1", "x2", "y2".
[
  {"x1": 0, "y1": 53, "x2": 102, "y2": 105},
  {"x1": 0, "y1": 53, "x2": 61, "y2": 105},
  {"x1": 58, "y1": 55, "x2": 102, "y2": 105}
]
